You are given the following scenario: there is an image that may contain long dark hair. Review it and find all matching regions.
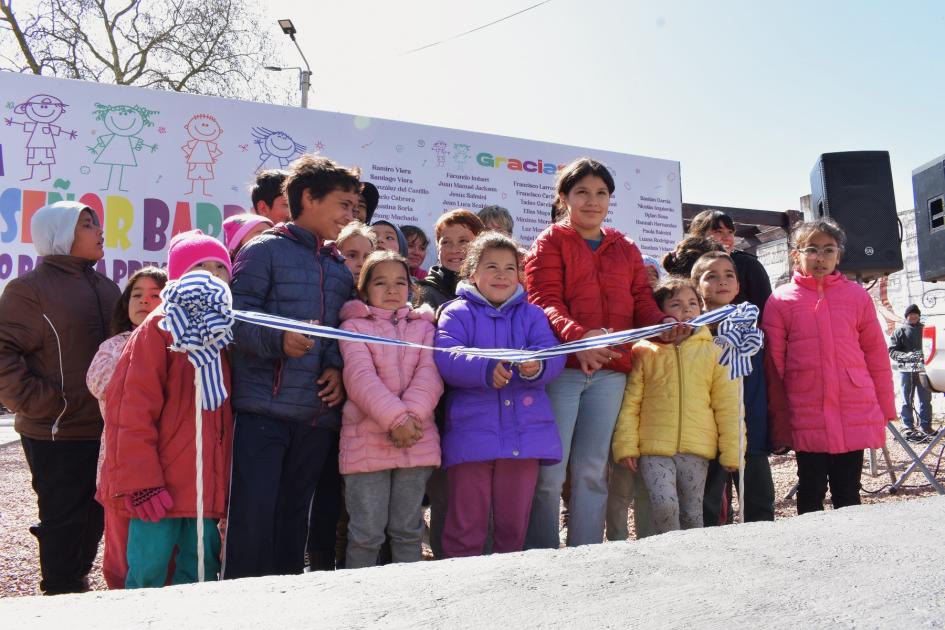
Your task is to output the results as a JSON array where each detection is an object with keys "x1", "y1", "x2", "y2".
[{"x1": 110, "y1": 267, "x2": 168, "y2": 335}]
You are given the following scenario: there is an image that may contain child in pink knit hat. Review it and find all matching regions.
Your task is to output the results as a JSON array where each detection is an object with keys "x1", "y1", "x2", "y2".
[
  {"x1": 222, "y1": 214, "x2": 273, "y2": 260},
  {"x1": 166, "y1": 229, "x2": 232, "y2": 281},
  {"x1": 102, "y1": 228, "x2": 233, "y2": 588}
]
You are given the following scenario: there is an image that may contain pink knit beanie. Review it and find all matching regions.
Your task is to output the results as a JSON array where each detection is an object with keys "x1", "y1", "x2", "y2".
[
  {"x1": 167, "y1": 229, "x2": 232, "y2": 280},
  {"x1": 223, "y1": 213, "x2": 273, "y2": 255}
]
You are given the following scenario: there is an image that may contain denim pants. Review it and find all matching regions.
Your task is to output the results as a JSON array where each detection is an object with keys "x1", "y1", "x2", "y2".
[
  {"x1": 525, "y1": 369, "x2": 627, "y2": 549},
  {"x1": 222, "y1": 413, "x2": 337, "y2": 579},
  {"x1": 344, "y1": 466, "x2": 433, "y2": 569},
  {"x1": 899, "y1": 371, "x2": 932, "y2": 430},
  {"x1": 126, "y1": 518, "x2": 220, "y2": 588}
]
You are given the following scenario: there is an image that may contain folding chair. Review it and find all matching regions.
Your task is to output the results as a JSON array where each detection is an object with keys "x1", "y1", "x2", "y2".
[{"x1": 886, "y1": 422, "x2": 945, "y2": 494}]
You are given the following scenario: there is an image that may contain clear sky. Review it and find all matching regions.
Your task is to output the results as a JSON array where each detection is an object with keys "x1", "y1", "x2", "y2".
[{"x1": 259, "y1": 0, "x2": 945, "y2": 215}]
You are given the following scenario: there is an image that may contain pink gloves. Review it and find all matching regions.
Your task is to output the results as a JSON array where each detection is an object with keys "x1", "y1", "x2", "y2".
[{"x1": 123, "y1": 487, "x2": 174, "y2": 522}]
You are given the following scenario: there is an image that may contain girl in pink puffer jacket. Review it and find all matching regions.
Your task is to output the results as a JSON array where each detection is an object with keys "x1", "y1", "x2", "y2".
[
  {"x1": 762, "y1": 219, "x2": 895, "y2": 515},
  {"x1": 338, "y1": 250, "x2": 443, "y2": 568}
]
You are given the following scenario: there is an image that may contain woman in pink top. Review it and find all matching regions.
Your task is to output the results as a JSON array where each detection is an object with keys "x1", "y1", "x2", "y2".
[{"x1": 762, "y1": 219, "x2": 895, "y2": 514}]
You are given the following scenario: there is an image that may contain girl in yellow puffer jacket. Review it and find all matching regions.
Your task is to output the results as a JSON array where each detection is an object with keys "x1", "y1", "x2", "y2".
[{"x1": 612, "y1": 277, "x2": 742, "y2": 534}]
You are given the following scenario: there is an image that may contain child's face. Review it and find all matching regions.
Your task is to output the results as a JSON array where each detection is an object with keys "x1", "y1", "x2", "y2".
[
  {"x1": 792, "y1": 231, "x2": 840, "y2": 280},
  {"x1": 560, "y1": 175, "x2": 611, "y2": 237},
  {"x1": 188, "y1": 261, "x2": 230, "y2": 283},
  {"x1": 406, "y1": 235, "x2": 427, "y2": 269},
  {"x1": 697, "y1": 258, "x2": 740, "y2": 309},
  {"x1": 661, "y1": 287, "x2": 701, "y2": 323},
  {"x1": 707, "y1": 223, "x2": 736, "y2": 252},
  {"x1": 437, "y1": 223, "x2": 476, "y2": 272},
  {"x1": 470, "y1": 247, "x2": 519, "y2": 307},
  {"x1": 365, "y1": 260, "x2": 409, "y2": 310},
  {"x1": 128, "y1": 276, "x2": 163, "y2": 327},
  {"x1": 483, "y1": 220, "x2": 511, "y2": 236},
  {"x1": 298, "y1": 187, "x2": 357, "y2": 241},
  {"x1": 256, "y1": 195, "x2": 291, "y2": 224},
  {"x1": 340, "y1": 235, "x2": 373, "y2": 281},
  {"x1": 373, "y1": 224, "x2": 399, "y2": 253},
  {"x1": 70, "y1": 209, "x2": 104, "y2": 261}
]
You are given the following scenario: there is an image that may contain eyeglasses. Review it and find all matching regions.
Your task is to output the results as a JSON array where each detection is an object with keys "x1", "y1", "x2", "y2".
[{"x1": 797, "y1": 246, "x2": 839, "y2": 258}]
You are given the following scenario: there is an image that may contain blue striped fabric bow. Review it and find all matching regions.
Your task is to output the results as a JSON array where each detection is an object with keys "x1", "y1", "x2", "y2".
[
  {"x1": 159, "y1": 271, "x2": 234, "y2": 410},
  {"x1": 714, "y1": 302, "x2": 763, "y2": 379}
]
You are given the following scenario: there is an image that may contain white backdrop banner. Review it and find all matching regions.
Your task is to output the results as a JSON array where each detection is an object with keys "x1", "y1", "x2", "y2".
[{"x1": 0, "y1": 72, "x2": 681, "y2": 289}]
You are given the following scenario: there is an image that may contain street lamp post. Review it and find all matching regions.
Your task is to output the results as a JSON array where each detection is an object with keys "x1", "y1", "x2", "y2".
[{"x1": 268, "y1": 19, "x2": 312, "y2": 109}]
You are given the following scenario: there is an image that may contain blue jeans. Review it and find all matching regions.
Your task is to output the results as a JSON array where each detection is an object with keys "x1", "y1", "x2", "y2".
[
  {"x1": 899, "y1": 371, "x2": 932, "y2": 430},
  {"x1": 525, "y1": 368, "x2": 627, "y2": 549}
]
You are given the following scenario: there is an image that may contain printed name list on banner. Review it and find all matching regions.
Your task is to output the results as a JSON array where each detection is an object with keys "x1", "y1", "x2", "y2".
[{"x1": 0, "y1": 72, "x2": 682, "y2": 289}]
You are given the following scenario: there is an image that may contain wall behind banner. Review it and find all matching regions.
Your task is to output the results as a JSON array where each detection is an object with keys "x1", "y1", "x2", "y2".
[{"x1": 0, "y1": 73, "x2": 682, "y2": 289}]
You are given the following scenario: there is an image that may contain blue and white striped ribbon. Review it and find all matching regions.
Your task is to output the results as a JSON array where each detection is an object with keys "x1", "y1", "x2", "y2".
[
  {"x1": 159, "y1": 271, "x2": 233, "y2": 411},
  {"x1": 158, "y1": 273, "x2": 761, "y2": 380},
  {"x1": 714, "y1": 302, "x2": 763, "y2": 379},
  {"x1": 231, "y1": 303, "x2": 741, "y2": 363}
]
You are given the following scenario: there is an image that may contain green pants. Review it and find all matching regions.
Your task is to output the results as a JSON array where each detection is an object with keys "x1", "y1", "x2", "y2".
[{"x1": 126, "y1": 517, "x2": 220, "y2": 588}]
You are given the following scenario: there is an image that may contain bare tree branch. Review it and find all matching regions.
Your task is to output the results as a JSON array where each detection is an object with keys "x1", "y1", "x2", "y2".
[{"x1": 0, "y1": 0, "x2": 283, "y2": 102}]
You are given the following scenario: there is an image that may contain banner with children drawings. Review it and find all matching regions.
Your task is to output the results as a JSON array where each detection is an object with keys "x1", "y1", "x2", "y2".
[{"x1": 0, "y1": 72, "x2": 682, "y2": 289}]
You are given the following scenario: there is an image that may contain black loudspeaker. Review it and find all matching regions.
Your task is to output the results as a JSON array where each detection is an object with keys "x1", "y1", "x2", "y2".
[
  {"x1": 912, "y1": 154, "x2": 945, "y2": 282},
  {"x1": 810, "y1": 151, "x2": 903, "y2": 279}
]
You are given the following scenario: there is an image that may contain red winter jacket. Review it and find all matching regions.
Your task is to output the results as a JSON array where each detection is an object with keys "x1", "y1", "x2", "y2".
[
  {"x1": 524, "y1": 222, "x2": 666, "y2": 373},
  {"x1": 100, "y1": 311, "x2": 233, "y2": 519}
]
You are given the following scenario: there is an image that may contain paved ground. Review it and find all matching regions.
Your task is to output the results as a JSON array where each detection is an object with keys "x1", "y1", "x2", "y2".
[
  {"x1": 0, "y1": 415, "x2": 16, "y2": 447},
  {"x1": 1, "y1": 495, "x2": 942, "y2": 629}
]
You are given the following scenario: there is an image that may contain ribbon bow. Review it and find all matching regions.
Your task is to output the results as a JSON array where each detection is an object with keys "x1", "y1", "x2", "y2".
[
  {"x1": 159, "y1": 270, "x2": 234, "y2": 410},
  {"x1": 714, "y1": 302, "x2": 763, "y2": 379}
]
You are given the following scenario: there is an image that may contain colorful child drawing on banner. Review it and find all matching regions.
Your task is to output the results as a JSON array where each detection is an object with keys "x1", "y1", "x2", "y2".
[
  {"x1": 88, "y1": 103, "x2": 159, "y2": 192},
  {"x1": 4, "y1": 94, "x2": 77, "y2": 182},
  {"x1": 182, "y1": 114, "x2": 223, "y2": 196},
  {"x1": 453, "y1": 143, "x2": 471, "y2": 170},
  {"x1": 432, "y1": 140, "x2": 449, "y2": 167},
  {"x1": 250, "y1": 127, "x2": 305, "y2": 172}
]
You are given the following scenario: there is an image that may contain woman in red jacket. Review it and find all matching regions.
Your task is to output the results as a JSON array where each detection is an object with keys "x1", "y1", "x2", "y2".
[{"x1": 524, "y1": 157, "x2": 676, "y2": 548}]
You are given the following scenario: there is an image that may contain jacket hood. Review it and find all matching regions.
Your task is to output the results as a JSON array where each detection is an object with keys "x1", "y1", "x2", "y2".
[
  {"x1": 371, "y1": 220, "x2": 409, "y2": 258},
  {"x1": 339, "y1": 298, "x2": 435, "y2": 323},
  {"x1": 456, "y1": 281, "x2": 525, "y2": 311},
  {"x1": 31, "y1": 201, "x2": 96, "y2": 256}
]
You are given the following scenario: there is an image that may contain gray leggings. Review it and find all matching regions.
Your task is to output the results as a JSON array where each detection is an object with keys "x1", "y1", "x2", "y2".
[
  {"x1": 344, "y1": 466, "x2": 434, "y2": 569},
  {"x1": 639, "y1": 454, "x2": 710, "y2": 534}
]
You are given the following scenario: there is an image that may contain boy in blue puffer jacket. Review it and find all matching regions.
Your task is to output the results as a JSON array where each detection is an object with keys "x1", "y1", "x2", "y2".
[{"x1": 222, "y1": 155, "x2": 359, "y2": 578}]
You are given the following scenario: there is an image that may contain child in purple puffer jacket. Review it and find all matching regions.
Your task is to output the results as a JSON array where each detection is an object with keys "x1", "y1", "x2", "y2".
[{"x1": 435, "y1": 232, "x2": 565, "y2": 557}]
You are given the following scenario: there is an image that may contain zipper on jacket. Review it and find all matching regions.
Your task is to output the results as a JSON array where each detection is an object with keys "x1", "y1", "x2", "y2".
[{"x1": 675, "y1": 345, "x2": 683, "y2": 453}]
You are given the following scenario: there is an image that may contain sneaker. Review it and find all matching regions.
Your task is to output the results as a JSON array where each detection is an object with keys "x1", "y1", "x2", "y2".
[
  {"x1": 903, "y1": 428, "x2": 926, "y2": 442},
  {"x1": 921, "y1": 426, "x2": 939, "y2": 437}
]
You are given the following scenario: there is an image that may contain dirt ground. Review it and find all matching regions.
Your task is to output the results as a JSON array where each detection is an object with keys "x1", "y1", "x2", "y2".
[{"x1": 2, "y1": 427, "x2": 943, "y2": 598}]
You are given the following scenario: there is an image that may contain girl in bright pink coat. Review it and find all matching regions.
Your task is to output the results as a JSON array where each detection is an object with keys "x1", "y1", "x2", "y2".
[
  {"x1": 762, "y1": 219, "x2": 895, "y2": 515},
  {"x1": 338, "y1": 250, "x2": 443, "y2": 569}
]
